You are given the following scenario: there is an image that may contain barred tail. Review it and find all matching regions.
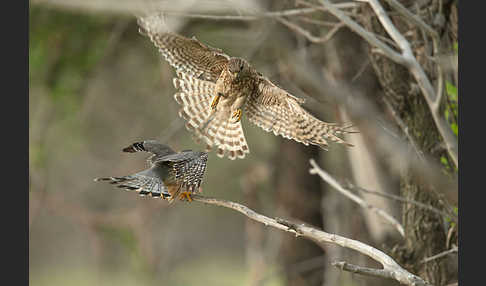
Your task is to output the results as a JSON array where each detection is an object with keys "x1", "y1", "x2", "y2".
[
  {"x1": 173, "y1": 72, "x2": 250, "y2": 160},
  {"x1": 203, "y1": 116, "x2": 249, "y2": 160},
  {"x1": 94, "y1": 175, "x2": 171, "y2": 199}
]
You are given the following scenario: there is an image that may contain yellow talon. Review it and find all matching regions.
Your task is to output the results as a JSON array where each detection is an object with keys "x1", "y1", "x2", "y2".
[
  {"x1": 179, "y1": 192, "x2": 193, "y2": 202},
  {"x1": 231, "y1": 109, "x2": 242, "y2": 122},
  {"x1": 211, "y1": 94, "x2": 221, "y2": 110}
]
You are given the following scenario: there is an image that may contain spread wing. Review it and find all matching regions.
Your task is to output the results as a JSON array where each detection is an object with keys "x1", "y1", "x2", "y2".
[
  {"x1": 138, "y1": 17, "x2": 230, "y2": 82},
  {"x1": 95, "y1": 140, "x2": 177, "y2": 199},
  {"x1": 155, "y1": 151, "x2": 208, "y2": 198},
  {"x1": 95, "y1": 144, "x2": 208, "y2": 201},
  {"x1": 245, "y1": 77, "x2": 355, "y2": 149},
  {"x1": 122, "y1": 140, "x2": 176, "y2": 165}
]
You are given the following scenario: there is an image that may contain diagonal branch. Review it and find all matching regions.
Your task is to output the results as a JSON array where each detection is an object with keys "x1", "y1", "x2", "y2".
[
  {"x1": 382, "y1": 0, "x2": 439, "y2": 39},
  {"x1": 350, "y1": 183, "x2": 457, "y2": 222},
  {"x1": 420, "y1": 246, "x2": 458, "y2": 264},
  {"x1": 155, "y1": 7, "x2": 319, "y2": 21},
  {"x1": 277, "y1": 17, "x2": 345, "y2": 44},
  {"x1": 332, "y1": 260, "x2": 400, "y2": 279},
  {"x1": 308, "y1": 159, "x2": 405, "y2": 237},
  {"x1": 149, "y1": 4, "x2": 359, "y2": 21},
  {"x1": 366, "y1": 0, "x2": 456, "y2": 167},
  {"x1": 192, "y1": 194, "x2": 430, "y2": 286},
  {"x1": 318, "y1": 0, "x2": 458, "y2": 168}
]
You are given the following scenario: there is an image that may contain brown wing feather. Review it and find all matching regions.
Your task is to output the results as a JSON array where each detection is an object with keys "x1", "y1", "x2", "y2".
[
  {"x1": 138, "y1": 17, "x2": 229, "y2": 82},
  {"x1": 245, "y1": 77, "x2": 355, "y2": 149}
]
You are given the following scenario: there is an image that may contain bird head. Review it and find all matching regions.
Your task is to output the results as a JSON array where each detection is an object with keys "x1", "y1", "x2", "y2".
[{"x1": 228, "y1": 57, "x2": 250, "y2": 79}]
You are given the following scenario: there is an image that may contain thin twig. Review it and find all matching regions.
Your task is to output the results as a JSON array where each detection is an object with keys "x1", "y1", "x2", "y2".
[
  {"x1": 420, "y1": 246, "x2": 458, "y2": 264},
  {"x1": 308, "y1": 159, "x2": 404, "y2": 237},
  {"x1": 154, "y1": 4, "x2": 359, "y2": 21},
  {"x1": 332, "y1": 261, "x2": 397, "y2": 279},
  {"x1": 158, "y1": 7, "x2": 319, "y2": 21},
  {"x1": 382, "y1": 97, "x2": 425, "y2": 161},
  {"x1": 277, "y1": 17, "x2": 345, "y2": 44},
  {"x1": 316, "y1": 0, "x2": 405, "y2": 64},
  {"x1": 351, "y1": 58, "x2": 370, "y2": 82},
  {"x1": 192, "y1": 194, "x2": 429, "y2": 286},
  {"x1": 297, "y1": 16, "x2": 341, "y2": 27},
  {"x1": 317, "y1": 0, "x2": 457, "y2": 168},
  {"x1": 364, "y1": 0, "x2": 457, "y2": 168},
  {"x1": 382, "y1": 0, "x2": 439, "y2": 39},
  {"x1": 348, "y1": 183, "x2": 457, "y2": 222}
]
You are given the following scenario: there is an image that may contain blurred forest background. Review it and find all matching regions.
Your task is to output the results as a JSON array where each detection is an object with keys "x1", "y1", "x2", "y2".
[{"x1": 29, "y1": 0, "x2": 458, "y2": 286}]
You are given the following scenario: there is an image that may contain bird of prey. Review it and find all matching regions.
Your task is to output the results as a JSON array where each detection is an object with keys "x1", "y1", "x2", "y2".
[
  {"x1": 138, "y1": 17, "x2": 355, "y2": 160},
  {"x1": 94, "y1": 140, "x2": 208, "y2": 202}
]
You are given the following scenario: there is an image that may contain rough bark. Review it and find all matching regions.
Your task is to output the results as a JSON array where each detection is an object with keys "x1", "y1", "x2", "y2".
[{"x1": 357, "y1": 1, "x2": 458, "y2": 285}]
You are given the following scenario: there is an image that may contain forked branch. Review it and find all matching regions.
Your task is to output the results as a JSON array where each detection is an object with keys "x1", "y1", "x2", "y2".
[
  {"x1": 192, "y1": 194, "x2": 429, "y2": 286},
  {"x1": 317, "y1": 0, "x2": 457, "y2": 168}
]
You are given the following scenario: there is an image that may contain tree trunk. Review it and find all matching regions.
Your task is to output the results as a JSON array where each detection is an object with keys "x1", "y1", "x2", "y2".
[
  {"x1": 357, "y1": 1, "x2": 458, "y2": 284},
  {"x1": 274, "y1": 139, "x2": 325, "y2": 286}
]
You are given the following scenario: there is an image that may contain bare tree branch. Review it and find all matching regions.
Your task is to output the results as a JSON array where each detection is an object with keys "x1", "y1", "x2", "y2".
[
  {"x1": 314, "y1": 0, "x2": 406, "y2": 64},
  {"x1": 420, "y1": 246, "x2": 458, "y2": 264},
  {"x1": 296, "y1": 16, "x2": 341, "y2": 27},
  {"x1": 382, "y1": 97, "x2": 426, "y2": 161},
  {"x1": 192, "y1": 194, "x2": 430, "y2": 286},
  {"x1": 156, "y1": 7, "x2": 320, "y2": 21},
  {"x1": 308, "y1": 159, "x2": 404, "y2": 237},
  {"x1": 152, "y1": 4, "x2": 358, "y2": 21},
  {"x1": 277, "y1": 17, "x2": 345, "y2": 44},
  {"x1": 332, "y1": 260, "x2": 400, "y2": 280},
  {"x1": 382, "y1": 0, "x2": 438, "y2": 39},
  {"x1": 365, "y1": 0, "x2": 456, "y2": 168},
  {"x1": 317, "y1": 0, "x2": 458, "y2": 168},
  {"x1": 349, "y1": 183, "x2": 457, "y2": 222},
  {"x1": 285, "y1": 49, "x2": 457, "y2": 204}
]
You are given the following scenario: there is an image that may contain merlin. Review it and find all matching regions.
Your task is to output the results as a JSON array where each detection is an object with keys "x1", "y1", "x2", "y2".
[
  {"x1": 138, "y1": 17, "x2": 355, "y2": 160},
  {"x1": 94, "y1": 140, "x2": 208, "y2": 202}
]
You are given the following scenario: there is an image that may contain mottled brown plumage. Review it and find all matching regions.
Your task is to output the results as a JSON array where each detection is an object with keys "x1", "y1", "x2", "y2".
[{"x1": 138, "y1": 17, "x2": 355, "y2": 160}]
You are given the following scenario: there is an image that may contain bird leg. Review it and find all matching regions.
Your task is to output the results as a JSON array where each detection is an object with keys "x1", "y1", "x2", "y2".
[
  {"x1": 229, "y1": 95, "x2": 247, "y2": 123},
  {"x1": 230, "y1": 109, "x2": 242, "y2": 123},
  {"x1": 211, "y1": 93, "x2": 223, "y2": 110},
  {"x1": 178, "y1": 191, "x2": 193, "y2": 202}
]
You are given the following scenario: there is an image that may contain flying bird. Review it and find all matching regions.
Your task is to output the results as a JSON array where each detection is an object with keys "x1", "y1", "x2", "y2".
[
  {"x1": 94, "y1": 140, "x2": 208, "y2": 202},
  {"x1": 138, "y1": 17, "x2": 355, "y2": 160}
]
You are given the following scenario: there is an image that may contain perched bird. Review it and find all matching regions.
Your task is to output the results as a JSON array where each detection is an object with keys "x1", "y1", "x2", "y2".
[
  {"x1": 94, "y1": 140, "x2": 208, "y2": 202},
  {"x1": 138, "y1": 17, "x2": 355, "y2": 160}
]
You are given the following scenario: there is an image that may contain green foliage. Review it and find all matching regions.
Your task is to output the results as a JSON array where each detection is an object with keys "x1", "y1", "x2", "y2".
[
  {"x1": 440, "y1": 156, "x2": 448, "y2": 167},
  {"x1": 444, "y1": 207, "x2": 458, "y2": 229},
  {"x1": 29, "y1": 7, "x2": 116, "y2": 116},
  {"x1": 445, "y1": 81, "x2": 457, "y2": 102},
  {"x1": 444, "y1": 81, "x2": 458, "y2": 138},
  {"x1": 440, "y1": 155, "x2": 451, "y2": 171}
]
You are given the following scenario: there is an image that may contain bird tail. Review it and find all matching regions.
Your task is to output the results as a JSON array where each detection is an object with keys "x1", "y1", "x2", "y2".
[
  {"x1": 202, "y1": 116, "x2": 249, "y2": 160},
  {"x1": 173, "y1": 72, "x2": 249, "y2": 160},
  {"x1": 94, "y1": 174, "x2": 172, "y2": 199}
]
